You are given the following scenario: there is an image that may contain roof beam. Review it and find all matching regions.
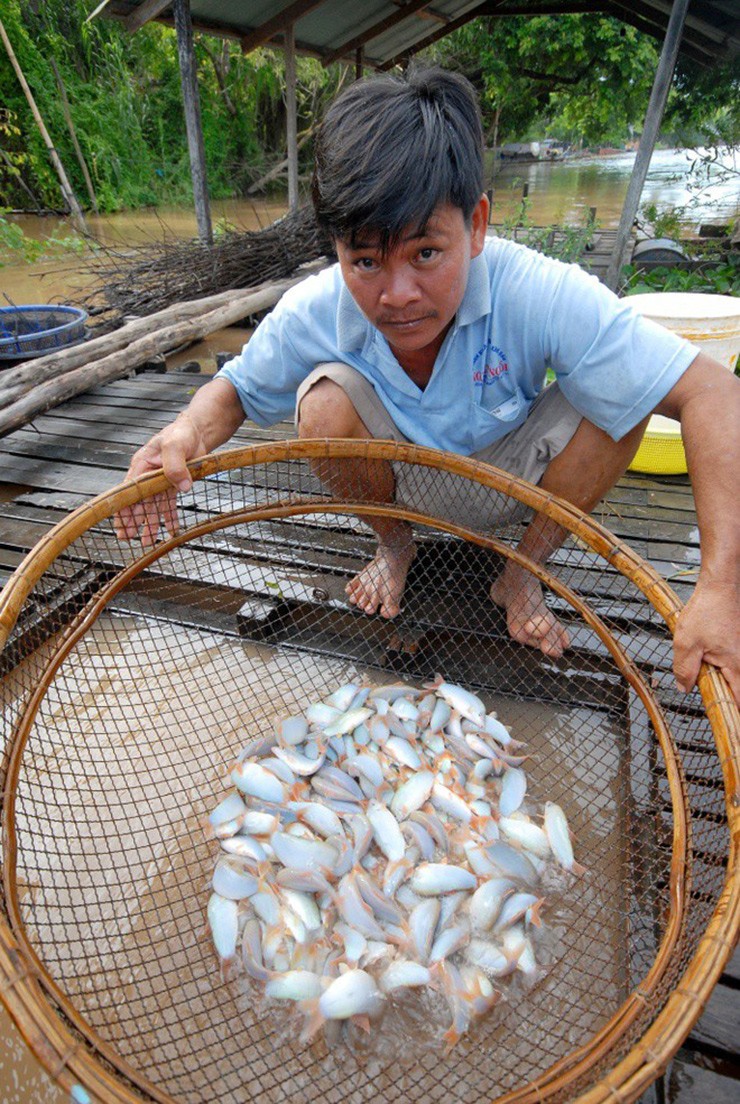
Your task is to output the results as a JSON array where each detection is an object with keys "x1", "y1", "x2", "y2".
[
  {"x1": 609, "y1": 0, "x2": 726, "y2": 50},
  {"x1": 392, "y1": 1, "x2": 448, "y2": 25},
  {"x1": 468, "y1": 1, "x2": 607, "y2": 18},
  {"x1": 323, "y1": 0, "x2": 443, "y2": 66},
  {"x1": 240, "y1": 0, "x2": 327, "y2": 54},
  {"x1": 605, "y1": 1, "x2": 721, "y2": 63},
  {"x1": 126, "y1": 0, "x2": 173, "y2": 34}
]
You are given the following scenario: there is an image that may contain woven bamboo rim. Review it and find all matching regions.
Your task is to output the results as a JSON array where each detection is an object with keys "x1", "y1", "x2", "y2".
[{"x1": 0, "y1": 439, "x2": 737, "y2": 1104}]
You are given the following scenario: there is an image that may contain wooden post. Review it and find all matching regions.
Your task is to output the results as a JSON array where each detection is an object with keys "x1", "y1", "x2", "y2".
[
  {"x1": 605, "y1": 0, "x2": 690, "y2": 291},
  {"x1": 355, "y1": 47, "x2": 363, "y2": 80},
  {"x1": 0, "y1": 17, "x2": 88, "y2": 234},
  {"x1": 49, "y1": 58, "x2": 99, "y2": 215},
  {"x1": 284, "y1": 22, "x2": 299, "y2": 212},
  {"x1": 173, "y1": 0, "x2": 213, "y2": 245}
]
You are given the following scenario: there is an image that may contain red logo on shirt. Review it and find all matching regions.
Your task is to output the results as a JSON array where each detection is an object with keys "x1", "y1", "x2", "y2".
[{"x1": 473, "y1": 345, "x2": 508, "y2": 386}]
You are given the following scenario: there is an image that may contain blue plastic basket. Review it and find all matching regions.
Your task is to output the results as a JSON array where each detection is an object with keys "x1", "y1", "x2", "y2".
[{"x1": 0, "y1": 304, "x2": 88, "y2": 360}]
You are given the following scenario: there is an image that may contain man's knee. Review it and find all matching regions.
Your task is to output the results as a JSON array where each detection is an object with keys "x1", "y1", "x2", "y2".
[{"x1": 297, "y1": 377, "x2": 366, "y2": 438}]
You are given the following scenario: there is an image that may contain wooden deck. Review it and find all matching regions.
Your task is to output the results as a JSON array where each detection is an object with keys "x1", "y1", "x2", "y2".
[
  {"x1": 488, "y1": 225, "x2": 623, "y2": 283},
  {"x1": 0, "y1": 369, "x2": 736, "y2": 1103}
]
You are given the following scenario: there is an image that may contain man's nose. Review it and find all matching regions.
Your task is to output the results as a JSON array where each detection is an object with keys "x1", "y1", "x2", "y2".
[{"x1": 379, "y1": 264, "x2": 421, "y2": 308}]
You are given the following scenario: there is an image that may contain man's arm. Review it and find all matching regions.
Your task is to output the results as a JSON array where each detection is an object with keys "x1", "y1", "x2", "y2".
[
  {"x1": 115, "y1": 377, "x2": 245, "y2": 546},
  {"x1": 654, "y1": 351, "x2": 739, "y2": 702}
]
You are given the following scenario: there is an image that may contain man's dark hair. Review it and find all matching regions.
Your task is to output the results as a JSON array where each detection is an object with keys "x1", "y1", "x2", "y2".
[{"x1": 311, "y1": 67, "x2": 484, "y2": 253}]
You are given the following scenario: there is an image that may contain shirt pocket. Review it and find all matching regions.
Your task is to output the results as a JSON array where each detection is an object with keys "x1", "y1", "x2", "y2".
[{"x1": 468, "y1": 389, "x2": 527, "y2": 451}]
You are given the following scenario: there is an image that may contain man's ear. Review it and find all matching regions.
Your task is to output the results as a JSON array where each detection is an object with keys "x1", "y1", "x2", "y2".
[{"x1": 470, "y1": 194, "x2": 489, "y2": 258}]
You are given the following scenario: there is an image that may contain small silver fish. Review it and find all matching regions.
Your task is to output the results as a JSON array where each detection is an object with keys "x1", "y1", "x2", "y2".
[{"x1": 409, "y1": 863, "x2": 477, "y2": 896}]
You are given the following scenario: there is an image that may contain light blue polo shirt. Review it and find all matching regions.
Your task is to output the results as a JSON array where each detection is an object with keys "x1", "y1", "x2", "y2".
[{"x1": 217, "y1": 237, "x2": 698, "y2": 453}]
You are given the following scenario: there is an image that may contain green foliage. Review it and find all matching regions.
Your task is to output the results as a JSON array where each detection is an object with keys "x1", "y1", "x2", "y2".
[
  {"x1": 425, "y1": 14, "x2": 659, "y2": 149},
  {"x1": 0, "y1": 206, "x2": 86, "y2": 266},
  {"x1": 425, "y1": 13, "x2": 738, "y2": 154},
  {"x1": 0, "y1": 0, "x2": 343, "y2": 213},
  {"x1": 0, "y1": 4, "x2": 737, "y2": 218},
  {"x1": 497, "y1": 199, "x2": 597, "y2": 263},
  {"x1": 639, "y1": 202, "x2": 685, "y2": 241},
  {"x1": 622, "y1": 253, "x2": 740, "y2": 297}
]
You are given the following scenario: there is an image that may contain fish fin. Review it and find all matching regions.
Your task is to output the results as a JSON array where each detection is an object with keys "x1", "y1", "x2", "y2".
[
  {"x1": 256, "y1": 863, "x2": 275, "y2": 893},
  {"x1": 428, "y1": 961, "x2": 447, "y2": 994},
  {"x1": 504, "y1": 945, "x2": 523, "y2": 970},
  {"x1": 442, "y1": 1024, "x2": 461, "y2": 1052},
  {"x1": 570, "y1": 860, "x2": 587, "y2": 877},
  {"x1": 298, "y1": 999, "x2": 324, "y2": 1044},
  {"x1": 288, "y1": 780, "x2": 310, "y2": 803},
  {"x1": 423, "y1": 674, "x2": 444, "y2": 692},
  {"x1": 354, "y1": 1014, "x2": 372, "y2": 1034},
  {"x1": 469, "y1": 814, "x2": 496, "y2": 839},
  {"x1": 528, "y1": 897, "x2": 546, "y2": 927}
]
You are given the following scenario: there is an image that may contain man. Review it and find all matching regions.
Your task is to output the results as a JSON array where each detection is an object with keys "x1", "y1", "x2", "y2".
[{"x1": 117, "y1": 68, "x2": 739, "y2": 703}]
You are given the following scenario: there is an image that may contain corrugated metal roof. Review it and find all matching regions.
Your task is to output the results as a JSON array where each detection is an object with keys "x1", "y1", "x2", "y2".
[{"x1": 94, "y1": 1, "x2": 739, "y2": 67}]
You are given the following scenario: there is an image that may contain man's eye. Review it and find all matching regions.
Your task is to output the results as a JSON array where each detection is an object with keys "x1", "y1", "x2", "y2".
[
  {"x1": 417, "y1": 247, "x2": 438, "y2": 261},
  {"x1": 355, "y1": 257, "x2": 378, "y2": 271}
]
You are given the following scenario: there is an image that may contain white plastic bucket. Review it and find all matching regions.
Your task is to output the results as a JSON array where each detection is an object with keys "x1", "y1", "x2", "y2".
[
  {"x1": 627, "y1": 292, "x2": 740, "y2": 371},
  {"x1": 627, "y1": 292, "x2": 740, "y2": 474}
]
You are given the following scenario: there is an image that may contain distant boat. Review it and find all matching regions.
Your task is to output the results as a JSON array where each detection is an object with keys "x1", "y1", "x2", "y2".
[{"x1": 498, "y1": 140, "x2": 567, "y2": 161}]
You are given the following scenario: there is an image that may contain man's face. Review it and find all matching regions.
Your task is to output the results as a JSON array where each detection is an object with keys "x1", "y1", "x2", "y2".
[{"x1": 335, "y1": 197, "x2": 488, "y2": 367}]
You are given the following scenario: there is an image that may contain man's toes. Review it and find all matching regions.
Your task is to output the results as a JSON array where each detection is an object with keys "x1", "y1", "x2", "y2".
[{"x1": 534, "y1": 618, "x2": 569, "y2": 659}]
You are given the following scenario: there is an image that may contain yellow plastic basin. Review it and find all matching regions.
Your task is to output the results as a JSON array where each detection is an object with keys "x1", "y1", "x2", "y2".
[
  {"x1": 626, "y1": 292, "x2": 740, "y2": 475},
  {"x1": 630, "y1": 414, "x2": 687, "y2": 475}
]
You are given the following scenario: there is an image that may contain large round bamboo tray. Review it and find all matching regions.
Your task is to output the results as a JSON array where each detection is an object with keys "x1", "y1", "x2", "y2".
[{"x1": 0, "y1": 440, "x2": 737, "y2": 1104}]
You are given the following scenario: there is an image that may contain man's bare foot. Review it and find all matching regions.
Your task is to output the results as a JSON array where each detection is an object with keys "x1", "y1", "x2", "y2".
[
  {"x1": 490, "y1": 565, "x2": 570, "y2": 658},
  {"x1": 346, "y1": 541, "x2": 416, "y2": 619}
]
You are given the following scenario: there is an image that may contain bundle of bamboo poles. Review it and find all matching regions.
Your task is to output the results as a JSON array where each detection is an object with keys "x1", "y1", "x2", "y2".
[
  {"x1": 82, "y1": 204, "x2": 331, "y2": 331},
  {"x1": 0, "y1": 266, "x2": 324, "y2": 438}
]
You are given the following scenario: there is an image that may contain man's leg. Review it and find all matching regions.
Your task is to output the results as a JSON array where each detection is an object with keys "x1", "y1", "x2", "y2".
[
  {"x1": 297, "y1": 375, "x2": 415, "y2": 618},
  {"x1": 490, "y1": 414, "x2": 649, "y2": 657}
]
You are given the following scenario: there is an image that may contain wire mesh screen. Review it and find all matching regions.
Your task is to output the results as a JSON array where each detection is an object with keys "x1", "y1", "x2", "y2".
[{"x1": 0, "y1": 441, "x2": 735, "y2": 1104}]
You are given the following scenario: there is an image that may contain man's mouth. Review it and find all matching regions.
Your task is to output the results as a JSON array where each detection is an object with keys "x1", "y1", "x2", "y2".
[{"x1": 378, "y1": 313, "x2": 435, "y2": 328}]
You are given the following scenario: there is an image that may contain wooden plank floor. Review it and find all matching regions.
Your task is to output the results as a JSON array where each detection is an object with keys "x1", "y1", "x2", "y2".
[
  {"x1": 0, "y1": 369, "x2": 736, "y2": 1103},
  {"x1": 488, "y1": 225, "x2": 621, "y2": 282}
]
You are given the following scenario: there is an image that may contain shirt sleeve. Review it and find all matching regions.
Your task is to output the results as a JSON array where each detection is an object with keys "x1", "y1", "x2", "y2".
[
  {"x1": 542, "y1": 262, "x2": 700, "y2": 441},
  {"x1": 214, "y1": 269, "x2": 343, "y2": 427}
]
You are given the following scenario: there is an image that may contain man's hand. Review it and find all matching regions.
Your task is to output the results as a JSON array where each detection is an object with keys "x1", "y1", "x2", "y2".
[
  {"x1": 115, "y1": 413, "x2": 207, "y2": 547},
  {"x1": 673, "y1": 579, "x2": 739, "y2": 705}
]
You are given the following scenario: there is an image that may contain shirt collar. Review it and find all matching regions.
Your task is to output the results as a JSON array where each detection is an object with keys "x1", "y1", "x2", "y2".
[{"x1": 336, "y1": 249, "x2": 491, "y2": 352}]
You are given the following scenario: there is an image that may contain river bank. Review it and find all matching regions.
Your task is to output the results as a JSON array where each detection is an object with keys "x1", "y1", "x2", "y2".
[{"x1": 3, "y1": 148, "x2": 738, "y2": 308}]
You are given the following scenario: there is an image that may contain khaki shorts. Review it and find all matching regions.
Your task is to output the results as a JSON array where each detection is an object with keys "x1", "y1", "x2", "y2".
[{"x1": 296, "y1": 363, "x2": 582, "y2": 530}]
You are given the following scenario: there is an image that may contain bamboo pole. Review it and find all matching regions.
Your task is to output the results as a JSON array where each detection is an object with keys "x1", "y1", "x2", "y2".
[
  {"x1": 0, "y1": 277, "x2": 307, "y2": 438},
  {"x1": 49, "y1": 57, "x2": 99, "y2": 215},
  {"x1": 284, "y1": 22, "x2": 299, "y2": 211},
  {"x1": 0, "y1": 18, "x2": 88, "y2": 235},
  {"x1": 604, "y1": 0, "x2": 690, "y2": 291}
]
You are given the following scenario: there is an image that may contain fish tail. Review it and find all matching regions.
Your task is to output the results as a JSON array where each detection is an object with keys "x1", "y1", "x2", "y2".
[
  {"x1": 219, "y1": 953, "x2": 238, "y2": 984},
  {"x1": 442, "y1": 1023, "x2": 461, "y2": 1052},
  {"x1": 298, "y1": 998, "x2": 324, "y2": 1044}
]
